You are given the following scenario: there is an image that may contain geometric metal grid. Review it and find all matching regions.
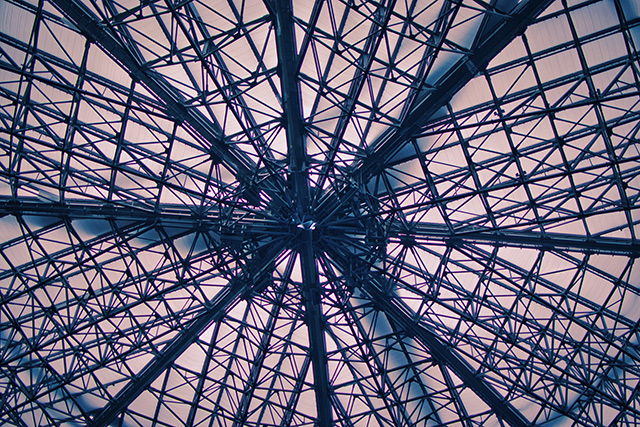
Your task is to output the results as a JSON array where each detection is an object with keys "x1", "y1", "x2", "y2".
[{"x1": 1, "y1": 0, "x2": 639, "y2": 425}]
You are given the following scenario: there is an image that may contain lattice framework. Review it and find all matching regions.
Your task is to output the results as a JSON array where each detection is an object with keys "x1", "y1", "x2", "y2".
[{"x1": 1, "y1": 0, "x2": 640, "y2": 426}]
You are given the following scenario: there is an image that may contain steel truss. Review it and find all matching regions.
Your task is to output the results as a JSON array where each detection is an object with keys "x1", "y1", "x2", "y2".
[{"x1": 1, "y1": 0, "x2": 639, "y2": 426}]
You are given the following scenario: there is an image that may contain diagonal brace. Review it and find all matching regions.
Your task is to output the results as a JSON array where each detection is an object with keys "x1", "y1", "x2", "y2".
[
  {"x1": 48, "y1": 0, "x2": 260, "y2": 204},
  {"x1": 87, "y1": 240, "x2": 285, "y2": 427},
  {"x1": 326, "y1": 247, "x2": 530, "y2": 427},
  {"x1": 356, "y1": 0, "x2": 555, "y2": 181}
]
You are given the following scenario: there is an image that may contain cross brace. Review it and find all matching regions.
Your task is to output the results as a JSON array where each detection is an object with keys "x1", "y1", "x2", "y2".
[
  {"x1": 357, "y1": 0, "x2": 556, "y2": 181},
  {"x1": 87, "y1": 240, "x2": 284, "y2": 427},
  {"x1": 48, "y1": 0, "x2": 260, "y2": 204},
  {"x1": 325, "y1": 246, "x2": 530, "y2": 427},
  {"x1": 88, "y1": 282, "x2": 243, "y2": 426}
]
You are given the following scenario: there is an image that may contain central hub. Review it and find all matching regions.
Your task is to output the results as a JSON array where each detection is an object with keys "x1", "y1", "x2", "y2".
[
  {"x1": 279, "y1": 185, "x2": 388, "y2": 262},
  {"x1": 292, "y1": 213, "x2": 317, "y2": 231},
  {"x1": 262, "y1": 180, "x2": 388, "y2": 265}
]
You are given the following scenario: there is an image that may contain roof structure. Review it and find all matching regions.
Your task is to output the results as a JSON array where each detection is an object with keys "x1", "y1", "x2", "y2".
[{"x1": 1, "y1": 0, "x2": 640, "y2": 425}]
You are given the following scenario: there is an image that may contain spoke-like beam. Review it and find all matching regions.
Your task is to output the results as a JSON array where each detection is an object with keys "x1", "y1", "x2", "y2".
[
  {"x1": 317, "y1": 251, "x2": 442, "y2": 426},
  {"x1": 388, "y1": 222, "x2": 640, "y2": 257},
  {"x1": 299, "y1": 231, "x2": 332, "y2": 427},
  {"x1": 325, "y1": 247, "x2": 530, "y2": 427},
  {"x1": 355, "y1": 0, "x2": 555, "y2": 181},
  {"x1": 273, "y1": 0, "x2": 333, "y2": 423},
  {"x1": 0, "y1": 197, "x2": 187, "y2": 222},
  {"x1": 48, "y1": 0, "x2": 261, "y2": 204},
  {"x1": 0, "y1": 197, "x2": 284, "y2": 235},
  {"x1": 232, "y1": 271, "x2": 288, "y2": 426},
  {"x1": 87, "y1": 283, "x2": 243, "y2": 427},
  {"x1": 273, "y1": 0, "x2": 309, "y2": 213},
  {"x1": 313, "y1": 0, "x2": 397, "y2": 198},
  {"x1": 87, "y1": 239, "x2": 286, "y2": 427}
]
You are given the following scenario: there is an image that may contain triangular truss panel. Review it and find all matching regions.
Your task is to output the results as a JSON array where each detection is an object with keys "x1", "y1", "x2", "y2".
[{"x1": 1, "y1": 0, "x2": 639, "y2": 426}]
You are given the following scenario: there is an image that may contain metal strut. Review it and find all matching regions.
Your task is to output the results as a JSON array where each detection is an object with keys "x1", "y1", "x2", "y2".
[
  {"x1": 87, "y1": 240, "x2": 285, "y2": 427},
  {"x1": 49, "y1": 0, "x2": 261, "y2": 205},
  {"x1": 325, "y1": 246, "x2": 531, "y2": 427},
  {"x1": 272, "y1": 0, "x2": 333, "y2": 423}
]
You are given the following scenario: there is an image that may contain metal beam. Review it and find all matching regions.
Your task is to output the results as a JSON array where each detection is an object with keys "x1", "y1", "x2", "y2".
[
  {"x1": 0, "y1": 197, "x2": 285, "y2": 235},
  {"x1": 313, "y1": 0, "x2": 397, "y2": 197},
  {"x1": 232, "y1": 272, "x2": 288, "y2": 426},
  {"x1": 87, "y1": 240, "x2": 285, "y2": 427},
  {"x1": 325, "y1": 246, "x2": 531, "y2": 427},
  {"x1": 0, "y1": 197, "x2": 182, "y2": 222},
  {"x1": 87, "y1": 283, "x2": 243, "y2": 427},
  {"x1": 273, "y1": 0, "x2": 333, "y2": 423},
  {"x1": 273, "y1": 0, "x2": 309, "y2": 214},
  {"x1": 388, "y1": 222, "x2": 640, "y2": 257},
  {"x1": 48, "y1": 0, "x2": 261, "y2": 205},
  {"x1": 316, "y1": 250, "x2": 442, "y2": 426},
  {"x1": 355, "y1": 0, "x2": 555, "y2": 181},
  {"x1": 299, "y1": 231, "x2": 333, "y2": 427}
]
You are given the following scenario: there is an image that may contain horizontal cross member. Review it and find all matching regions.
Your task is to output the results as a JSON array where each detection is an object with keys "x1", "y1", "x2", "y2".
[
  {"x1": 0, "y1": 197, "x2": 285, "y2": 235},
  {"x1": 390, "y1": 222, "x2": 640, "y2": 257}
]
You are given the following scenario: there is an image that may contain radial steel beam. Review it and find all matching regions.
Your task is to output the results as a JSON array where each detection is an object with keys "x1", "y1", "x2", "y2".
[
  {"x1": 0, "y1": 197, "x2": 286, "y2": 235},
  {"x1": 0, "y1": 197, "x2": 183, "y2": 222},
  {"x1": 48, "y1": 0, "x2": 261, "y2": 204},
  {"x1": 449, "y1": 231, "x2": 640, "y2": 257},
  {"x1": 313, "y1": 0, "x2": 397, "y2": 196},
  {"x1": 273, "y1": 0, "x2": 309, "y2": 213},
  {"x1": 86, "y1": 239, "x2": 285, "y2": 427},
  {"x1": 299, "y1": 231, "x2": 333, "y2": 427},
  {"x1": 87, "y1": 282, "x2": 244, "y2": 427},
  {"x1": 273, "y1": 0, "x2": 333, "y2": 423},
  {"x1": 325, "y1": 246, "x2": 530, "y2": 427},
  {"x1": 388, "y1": 222, "x2": 640, "y2": 257},
  {"x1": 232, "y1": 276, "x2": 288, "y2": 426},
  {"x1": 355, "y1": 0, "x2": 555, "y2": 181}
]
